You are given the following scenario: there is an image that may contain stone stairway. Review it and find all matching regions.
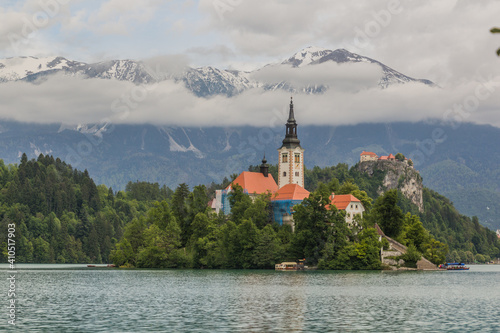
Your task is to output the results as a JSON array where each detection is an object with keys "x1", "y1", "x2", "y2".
[{"x1": 375, "y1": 223, "x2": 438, "y2": 270}]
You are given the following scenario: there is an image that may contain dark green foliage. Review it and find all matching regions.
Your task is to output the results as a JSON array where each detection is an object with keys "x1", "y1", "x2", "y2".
[
  {"x1": 399, "y1": 244, "x2": 421, "y2": 268},
  {"x1": 0, "y1": 155, "x2": 162, "y2": 264},
  {"x1": 421, "y1": 188, "x2": 499, "y2": 259},
  {"x1": 5, "y1": 152, "x2": 498, "y2": 269},
  {"x1": 395, "y1": 153, "x2": 405, "y2": 161},
  {"x1": 125, "y1": 181, "x2": 172, "y2": 202},
  {"x1": 300, "y1": 162, "x2": 500, "y2": 261},
  {"x1": 290, "y1": 187, "x2": 333, "y2": 264},
  {"x1": 228, "y1": 183, "x2": 252, "y2": 224},
  {"x1": 370, "y1": 190, "x2": 404, "y2": 238}
]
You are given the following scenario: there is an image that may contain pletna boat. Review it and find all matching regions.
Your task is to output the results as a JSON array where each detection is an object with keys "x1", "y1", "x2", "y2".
[
  {"x1": 440, "y1": 262, "x2": 470, "y2": 270},
  {"x1": 275, "y1": 260, "x2": 305, "y2": 271}
]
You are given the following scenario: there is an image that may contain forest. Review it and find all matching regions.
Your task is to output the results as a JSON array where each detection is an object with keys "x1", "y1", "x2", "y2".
[{"x1": 1, "y1": 154, "x2": 499, "y2": 268}]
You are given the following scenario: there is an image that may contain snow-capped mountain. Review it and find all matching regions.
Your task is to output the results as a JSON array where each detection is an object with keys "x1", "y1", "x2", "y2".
[
  {"x1": 0, "y1": 47, "x2": 434, "y2": 95},
  {"x1": 0, "y1": 56, "x2": 85, "y2": 82},
  {"x1": 282, "y1": 46, "x2": 335, "y2": 67},
  {"x1": 182, "y1": 67, "x2": 255, "y2": 97}
]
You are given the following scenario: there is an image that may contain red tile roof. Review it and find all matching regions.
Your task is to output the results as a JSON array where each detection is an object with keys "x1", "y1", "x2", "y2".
[
  {"x1": 360, "y1": 151, "x2": 377, "y2": 156},
  {"x1": 388, "y1": 153, "x2": 395, "y2": 159},
  {"x1": 271, "y1": 184, "x2": 310, "y2": 201},
  {"x1": 326, "y1": 194, "x2": 361, "y2": 210},
  {"x1": 226, "y1": 171, "x2": 278, "y2": 194},
  {"x1": 378, "y1": 156, "x2": 388, "y2": 160}
]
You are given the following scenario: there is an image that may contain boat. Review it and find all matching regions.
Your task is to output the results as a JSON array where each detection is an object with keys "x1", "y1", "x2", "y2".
[
  {"x1": 439, "y1": 262, "x2": 470, "y2": 270},
  {"x1": 87, "y1": 264, "x2": 116, "y2": 268},
  {"x1": 275, "y1": 259, "x2": 305, "y2": 271}
]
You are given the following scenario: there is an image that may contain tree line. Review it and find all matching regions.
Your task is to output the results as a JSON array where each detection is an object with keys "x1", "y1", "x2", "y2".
[{"x1": 1, "y1": 155, "x2": 498, "y2": 267}]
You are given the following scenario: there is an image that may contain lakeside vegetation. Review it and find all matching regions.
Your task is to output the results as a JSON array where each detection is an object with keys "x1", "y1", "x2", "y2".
[{"x1": 1, "y1": 154, "x2": 499, "y2": 268}]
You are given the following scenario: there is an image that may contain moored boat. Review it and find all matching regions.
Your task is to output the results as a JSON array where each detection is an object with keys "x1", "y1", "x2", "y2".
[
  {"x1": 87, "y1": 264, "x2": 116, "y2": 268},
  {"x1": 275, "y1": 260, "x2": 305, "y2": 271},
  {"x1": 440, "y1": 262, "x2": 470, "y2": 270}
]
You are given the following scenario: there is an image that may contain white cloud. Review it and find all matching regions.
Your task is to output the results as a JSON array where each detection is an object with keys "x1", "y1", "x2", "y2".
[
  {"x1": 0, "y1": 70, "x2": 499, "y2": 128},
  {"x1": 250, "y1": 62, "x2": 382, "y2": 92},
  {"x1": 198, "y1": 0, "x2": 500, "y2": 86},
  {"x1": 0, "y1": 0, "x2": 499, "y2": 129}
]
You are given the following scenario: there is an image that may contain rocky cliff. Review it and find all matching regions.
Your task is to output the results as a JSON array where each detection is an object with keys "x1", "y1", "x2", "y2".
[{"x1": 358, "y1": 160, "x2": 424, "y2": 212}]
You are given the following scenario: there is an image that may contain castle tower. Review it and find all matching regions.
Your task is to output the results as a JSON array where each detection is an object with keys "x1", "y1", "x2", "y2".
[{"x1": 278, "y1": 97, "x2": 304, "y2": 188}]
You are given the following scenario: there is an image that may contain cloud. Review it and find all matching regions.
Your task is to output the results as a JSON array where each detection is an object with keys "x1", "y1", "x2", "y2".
[
  {"x1": 250, "y1": 62, "x2": 382, "y2": 92},
  {"x1": 63, "y1": 0, "x2": 161, "y2": 36},
  {"x1": 198, "y1": 0, "x2": 500, "y2": 86},
  {"x1": 1, "y1": 0, "x2": 499, "y2": 130},
  {"x1": 0, "y1": 0, "x2": 69, "y2": 56},
  {"x1": 142, "y1": 54, "x2": 191, "y2": 77},
  {"x1": 0, "y1": 69, "x2": 499, "y2": 128}
]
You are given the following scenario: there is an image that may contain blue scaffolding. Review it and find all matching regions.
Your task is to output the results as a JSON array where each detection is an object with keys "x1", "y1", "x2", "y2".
[{"x1": 272, "y1": 199, "x2": 302, "y2": 225}]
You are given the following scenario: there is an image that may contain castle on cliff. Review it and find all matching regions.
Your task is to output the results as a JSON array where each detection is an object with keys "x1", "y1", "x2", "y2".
[{"x1": 360, "y1": 151, "x2": 413, "y2": 167}]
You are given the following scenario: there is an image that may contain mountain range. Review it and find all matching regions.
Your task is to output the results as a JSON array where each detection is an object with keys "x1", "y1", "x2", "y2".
[
  {"x1": 0, "y1": 47, "x2": 498, "y2": 231},
  {"x1": 0, "y1": 47, "x2": 433, "y2": 97}
]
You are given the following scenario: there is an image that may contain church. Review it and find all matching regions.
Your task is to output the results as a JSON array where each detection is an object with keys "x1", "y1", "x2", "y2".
[{"x1": 211, "y1": 98, "x2": 365, "y2": 229}]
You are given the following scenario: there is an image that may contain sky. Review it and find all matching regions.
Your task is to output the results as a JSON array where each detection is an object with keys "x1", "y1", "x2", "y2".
[{"x1": 0, "y1": 0, "x2": 499, "y2": 127}]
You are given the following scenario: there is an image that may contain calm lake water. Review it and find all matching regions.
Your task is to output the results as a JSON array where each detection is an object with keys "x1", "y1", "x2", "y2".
[{"x1": 2, "y1": 264, "x2": 499, "y2": 332}]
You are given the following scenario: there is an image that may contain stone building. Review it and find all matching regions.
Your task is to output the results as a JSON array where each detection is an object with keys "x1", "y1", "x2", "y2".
[
  {"x1": 360, "y1": 151, "x2": 378, "y2": 162},
  {"x1": 327, "y1": 194, "x2": 365, "y2": 226}
]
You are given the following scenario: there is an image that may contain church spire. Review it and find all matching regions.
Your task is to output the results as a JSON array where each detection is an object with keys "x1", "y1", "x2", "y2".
[
  {"x1": 281, "y1": 96, "x2": 301, "y2": 149},
  {"x1": 288, "y1": 96, "x2": 295, "y2": 122}
]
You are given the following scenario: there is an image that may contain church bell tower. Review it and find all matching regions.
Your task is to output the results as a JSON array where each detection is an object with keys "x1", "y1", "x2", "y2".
[{"x1": 278, "y1": 97, "x2": 304, "y2": 188}]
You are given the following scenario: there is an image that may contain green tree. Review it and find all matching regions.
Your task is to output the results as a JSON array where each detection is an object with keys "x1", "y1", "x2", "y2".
[
  {"x1": 136, "y1": 201, "x2": 184, "y2": 268},
  {"x1": 290, "y1": 186, "x2": 336, "y2": 264},
  {"x1": 243, "y1": 194, "x2": 272, "y2": 228},
  {"x1": 395, "y1": 153, "x2": 405, "y2": 161},
  {"x1": 370, "y1": 189, "x2": 404, "y2": 238},
  {"x1": 253, "y1": 225, "x2": 283, "y2": 268},
  {"x1": 172, "y1": 183, "x2": 190, "y2": 245},
  {"x1": 401, "y1": 213, "x2": 428, "y2": 251},
  {"x1": 400, "y1": 244, "x2": 421, "y2": 268},
  {"x1": 228, "y1": 183, "x2": 252, "y2": 224},
  {"x1": 235, "y1": 219, "x2": 260, "y2": 268},
  {"x1": 423, "y1": 239, "x2": 448, "y2": 265}
]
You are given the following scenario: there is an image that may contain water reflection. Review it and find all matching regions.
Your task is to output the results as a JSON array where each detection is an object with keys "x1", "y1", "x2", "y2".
[{"x1": 1, "y1": 266, "x2": 499, "y2": 332}]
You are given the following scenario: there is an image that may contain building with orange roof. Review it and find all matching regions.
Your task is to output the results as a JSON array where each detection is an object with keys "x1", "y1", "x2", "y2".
[
  {"x1": 360, "y1": 151, "x2": 378, "y2": 162},
  {"x1": 272, "y1": 183, "x2": 310, "y2": 201},
  {"x1": 226, "y1": 171, "x2": 278, "y2": 195},
  {"x1": 378, "y1": 153, "x2": 396, "y2": 161},
  {"x1": 271, "y1": 184, "x2": 310, "y2": 231},
  {"x1": 213, "y1": 156, "x2": 278, "y2": 214},
  {"x1": 327, "y1": 193, "x2": 365, "y2": 226}
]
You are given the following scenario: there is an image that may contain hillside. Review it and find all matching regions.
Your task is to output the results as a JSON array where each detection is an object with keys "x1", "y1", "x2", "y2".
[
  {"x1": 1, "y1": 154, "x2": 498, "y2": 266},
  {"x1": 0, "y1": 154, "x2": 170, "y2": 264},
  {"x1": 0, "y1": 121, "x2": 498, "y2": 230},
  {"x1": 303, "y1": 163, "x2": 500, "y2": 261}
]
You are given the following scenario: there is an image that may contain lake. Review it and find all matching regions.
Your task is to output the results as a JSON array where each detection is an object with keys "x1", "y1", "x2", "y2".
[{"x1": 2, "y1": 264, "x2": 499, "y2": 332}]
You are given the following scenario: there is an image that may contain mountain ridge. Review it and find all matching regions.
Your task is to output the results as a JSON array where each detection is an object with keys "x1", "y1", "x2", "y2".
[{"x1": 0, "y1": 47, "x2": 434, "y2": 96}]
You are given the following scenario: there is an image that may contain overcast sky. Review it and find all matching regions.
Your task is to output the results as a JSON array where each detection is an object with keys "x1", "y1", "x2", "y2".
[{"x1": 0, "y1": 0, "x2": 499, "y2": 127}]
